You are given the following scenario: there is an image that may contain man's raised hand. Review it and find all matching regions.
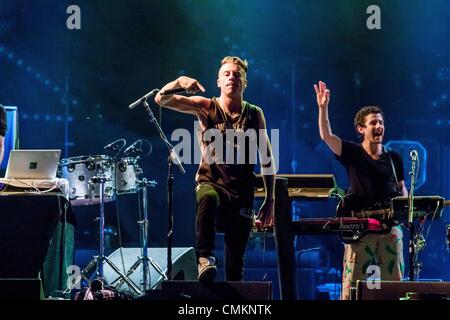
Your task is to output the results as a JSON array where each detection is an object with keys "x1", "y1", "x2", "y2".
[{"x1": 314, "y1": 80, "x2": 331, "y2": 109}]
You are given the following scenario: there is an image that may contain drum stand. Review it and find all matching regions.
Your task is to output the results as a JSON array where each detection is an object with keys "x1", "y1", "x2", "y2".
[
  {"x1": 81, "y1": 174, "x2": 141, "y2": 295},
  {"x1": 118, "y1": 178, "x2": 166, "y2": 292}
]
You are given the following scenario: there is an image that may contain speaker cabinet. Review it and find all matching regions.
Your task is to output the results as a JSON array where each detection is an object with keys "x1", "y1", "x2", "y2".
[
  {"x1": 102, "y1": 247, "x2": 197, "y2": 293},
  {"x1": 356, "y1": 281, "x2": 450, "y2": 300},
  {"x1": 0, "y1": 195, "x2": 64, "y2": 279},
  {"x1": 0, "y1": 278, "x2": 42, "y2": 300},
  {"x1": 157, "y1": 280, "x2": 273, "y2": 300}
]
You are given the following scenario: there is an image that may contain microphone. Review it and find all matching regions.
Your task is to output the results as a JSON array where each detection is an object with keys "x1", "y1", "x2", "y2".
[
  {"x1": 104, "y1": 139, "x2": 126, "y2": 151},
  {"x1": 124, "y1": 140, "x2": 142, "y2": 156},
  {"x1": 129, "y1": 89, "x2": 160, "y2": 109},
  {"x1": 159, "y1": 88, "x2": 196, "y2": 96},
  {"x1": 410, "y1": 149, "x2": 418, "y2": 161}
]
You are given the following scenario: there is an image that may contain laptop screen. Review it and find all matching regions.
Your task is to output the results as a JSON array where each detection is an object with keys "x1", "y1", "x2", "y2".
[
  {"x1": 0, "y1": 106, "x2": 19, "y2": 171},
  {"x1": 4, "y1": 150, "x2": 61, "y2": 180}
]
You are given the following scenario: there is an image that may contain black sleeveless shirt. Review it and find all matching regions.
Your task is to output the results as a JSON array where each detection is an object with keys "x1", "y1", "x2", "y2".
[{"x1": 195, "y1": 98, "x2": 260, "y2": 199}]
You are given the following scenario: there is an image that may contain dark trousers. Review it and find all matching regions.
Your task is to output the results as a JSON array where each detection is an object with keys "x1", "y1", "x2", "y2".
[{"x1": 195, "y1": 183, "x2": 253, "y2": 281}]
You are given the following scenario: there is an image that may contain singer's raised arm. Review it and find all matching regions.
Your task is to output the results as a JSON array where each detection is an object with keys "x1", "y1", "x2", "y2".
[
  {"x1": 154, "y1": 76, "x2": 210, "y2": 117},
  {"x1": 314, "y1": 81, "x2": 342, "y2": 156}
]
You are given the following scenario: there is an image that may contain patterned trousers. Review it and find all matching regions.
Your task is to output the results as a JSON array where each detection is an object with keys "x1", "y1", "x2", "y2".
[{"x1": 341, "y1": 226, "x2": 404, "y2": 300}]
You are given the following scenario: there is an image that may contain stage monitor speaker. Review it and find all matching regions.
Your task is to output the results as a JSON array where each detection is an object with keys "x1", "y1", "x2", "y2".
[
  {"x1": 103, "y1": 247, "x2": 197, "y2": 294},
  {"x1": 0, "y1": 278, "x2": 43, "y2": 300},
  {"x1": 356, "y1": 280, "x2": 450, "y2": 300},
  {"x1": 159, "y1": 280, "x2": 272, "y2": 300}
]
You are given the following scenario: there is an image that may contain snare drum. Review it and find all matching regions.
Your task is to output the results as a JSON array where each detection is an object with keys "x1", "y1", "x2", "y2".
[
  {"x1": 59, "y1": 155, "x2": 115, "y2": 206},
  {"x1": 114, "y1": 157, "x2": 143, "y2": 194}
]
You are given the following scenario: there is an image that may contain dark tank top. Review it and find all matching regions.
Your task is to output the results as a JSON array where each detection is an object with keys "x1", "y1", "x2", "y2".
[{"x1": 195, "y1": 98, "x2": 260, "y2": 199}]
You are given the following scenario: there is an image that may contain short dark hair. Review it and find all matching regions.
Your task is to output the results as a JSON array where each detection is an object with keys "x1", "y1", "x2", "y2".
[{"x1": 354, "y1": 106, "x2": 384, "y2": 140}]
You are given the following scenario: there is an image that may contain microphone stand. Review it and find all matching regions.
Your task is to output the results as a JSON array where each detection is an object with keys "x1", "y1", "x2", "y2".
[
  {"x1": 407, "y1": 152, "x2": 417, "y2": 281},
  {"x1": 140, "y1": 98, "x2": 185, "y2": 280}
]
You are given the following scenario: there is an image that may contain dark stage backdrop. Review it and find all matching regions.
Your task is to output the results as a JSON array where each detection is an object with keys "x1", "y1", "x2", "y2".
[{"x1": 0, "y1": 0, "x2": 449, "y2": 290}]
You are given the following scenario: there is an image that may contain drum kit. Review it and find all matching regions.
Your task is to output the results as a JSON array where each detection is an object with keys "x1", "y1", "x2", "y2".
[
  {"x1": 59, "y1": 154, "x2": 143, "y2": 205},
  {"x1": 58, "y1": 139, "x2": 165, "y2": 296},
  {"x1": 61, "y1": 90, "x2": 186, "y2": 297}
]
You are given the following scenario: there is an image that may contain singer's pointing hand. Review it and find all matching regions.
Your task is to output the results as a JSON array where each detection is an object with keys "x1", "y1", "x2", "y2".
[
  {"x1": 177, "y1": 76, "x2": 206, "y2": 94},
  {"x1": 314, "y1": 81, "x2": 331, "y2": 109}
]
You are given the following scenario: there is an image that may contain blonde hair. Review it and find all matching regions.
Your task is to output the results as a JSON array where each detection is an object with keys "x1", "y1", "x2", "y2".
[{"x1": 220, "y1": 56, "x2": 248, "y2": 77}]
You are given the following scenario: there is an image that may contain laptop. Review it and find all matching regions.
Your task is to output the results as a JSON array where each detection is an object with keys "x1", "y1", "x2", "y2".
[{"x1": 4, "y1": 149, "x2": 61, "y2": 180}]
